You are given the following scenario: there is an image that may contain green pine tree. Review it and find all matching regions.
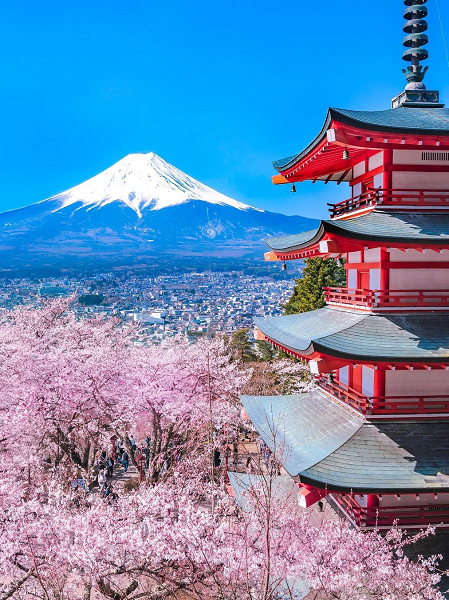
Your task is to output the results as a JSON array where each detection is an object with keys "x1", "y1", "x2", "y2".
[
  {"x1": 255, "y1": 340, "x2": 277, "y2": 362},
  {"x1": 229, "y1": 328, "x2": 257, "y2": 362},
  {"x1": 283, "y1": 257, "x2": 346, "y2": 314}
]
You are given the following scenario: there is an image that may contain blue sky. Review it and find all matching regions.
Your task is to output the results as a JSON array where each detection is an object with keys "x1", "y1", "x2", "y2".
[{"x1": 1, "y1": 0, "x2": 449, "y2": 219}]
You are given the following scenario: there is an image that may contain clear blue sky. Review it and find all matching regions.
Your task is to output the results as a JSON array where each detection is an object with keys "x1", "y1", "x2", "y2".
[{"x1": 1, "y1": 0, "x2": 449, "y2": 219}]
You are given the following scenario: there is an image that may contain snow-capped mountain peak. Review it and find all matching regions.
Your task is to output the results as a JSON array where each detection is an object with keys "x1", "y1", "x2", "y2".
[
  {"x1": 0, "y1": 151, "x2": 318, "y2": 268},
  {"x1": 48, "y1": 152, "x2": 259, "y2": 218}
]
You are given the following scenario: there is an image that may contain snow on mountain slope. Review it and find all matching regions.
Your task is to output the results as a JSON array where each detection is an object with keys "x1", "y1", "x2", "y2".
[
  {"x1": 47, "y1": 152, "x2": 257, "y2": 217},
  {"x1": 0, "y1": 152, "x2": 319, "y2": 268}
]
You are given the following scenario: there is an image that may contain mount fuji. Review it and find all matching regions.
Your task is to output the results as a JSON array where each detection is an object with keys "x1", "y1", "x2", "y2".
[{"x1": 0, "y1": 153, "x2": 317, "y2": 268}]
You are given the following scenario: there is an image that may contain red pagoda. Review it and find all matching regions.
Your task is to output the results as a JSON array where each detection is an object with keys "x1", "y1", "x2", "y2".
[{"x1": 241, "y1": 0, "x2": 449, "y2": 530}]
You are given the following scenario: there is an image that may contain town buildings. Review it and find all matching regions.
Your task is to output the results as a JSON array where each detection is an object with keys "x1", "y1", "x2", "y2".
[
  {"x1": 0, "y1": 272, "x2": 291, "y2": 342},
  {"x1": 242, "y1": 0, "x2": 449, "y2": 529}
]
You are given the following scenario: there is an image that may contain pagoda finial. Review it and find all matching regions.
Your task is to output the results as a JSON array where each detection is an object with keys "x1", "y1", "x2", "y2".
[
  {"x1": 392, "y1": 0, "x2": 443, "y2": 107},
  {"x1": 402, "y1": 0, "x2": 429, "y2": 90}
]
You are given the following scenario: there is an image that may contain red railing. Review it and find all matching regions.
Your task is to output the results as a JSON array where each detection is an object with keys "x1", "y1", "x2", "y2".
[
  {"x1": 317, "y1": 376, "x2": 449, "y2": 415},
  {"x1": 318, "y1": 376, "x2": 368, "y2": 412},
  {"x1": 324, "y1": 287, "x2": 449, "y2": 309},
  {"x1": 329, "y1": 188, "x2": 449, "y2": 218},
  {"x1": 333, "y1": 493, "x2": 449, "y2": 528}
]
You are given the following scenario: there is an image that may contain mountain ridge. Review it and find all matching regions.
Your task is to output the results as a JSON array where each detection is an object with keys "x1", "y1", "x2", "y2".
[{"x1": 0, "y1": 153, "x2": 318, "y2": 268}]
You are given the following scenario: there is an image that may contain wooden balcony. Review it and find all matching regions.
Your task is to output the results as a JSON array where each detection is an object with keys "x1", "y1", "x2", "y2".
[
  {"x1": 317, "y1": 375, "x2": 449, "y2": 416},
  {"x1": 331, "y1": 493, "x2": 449, "y2": 529},
  {"x1": 324, "y1": 287, "x2": 449, "y2": 310},
  {"x1": 328, "y1": 188, "x2": 449, "y2": 219}
]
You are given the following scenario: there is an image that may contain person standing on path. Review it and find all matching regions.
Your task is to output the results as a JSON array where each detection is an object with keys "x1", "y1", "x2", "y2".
[
  {"x1": 122, "y1": 450, "x2": 129, "y2": 473},
  {"x1": 107, "y1": 455, "x2": 114, "y2": 478},
  {"x1": 98, "y1": 468, "x2": 107, "y2": 494}
]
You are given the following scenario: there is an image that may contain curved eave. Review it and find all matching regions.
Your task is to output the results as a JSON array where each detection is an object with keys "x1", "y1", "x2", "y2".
[
  {"x1": 265, "y1": 224, "x2": 324, "y2": 253},
  {"x1": 334, "y1": 107, "x2": 449, "y2": 137},
  {"x1": 273, "y1": 107, "x2": 449, "y2": 180},
  {"x1": 240, "y1": 392, "x2": 364, "y2": 476},
  {"x1": 324, "y1": 218, "x2": 449, "y2": 245},
  {"x1": 273, "y1": 109, "x2": 333, "y2": 172},
  {"x1": 255, "y1": 308, "x2": 449, "y2": 364},
  {"x1": 300, "y1": 420, "x2": 449, "y2": 494},
  {"x1": 241, "y1": 393, "x2": 449, "y2": 495},
  {"x1": 261, "y1": 330, "x2": 449, "y2": 364},
  {"x1": 298, "y1": 474, "x2": 449, "y2": 495},
  {"x1": 265, "y1": 212, "x2": 449, "y2": 256}
]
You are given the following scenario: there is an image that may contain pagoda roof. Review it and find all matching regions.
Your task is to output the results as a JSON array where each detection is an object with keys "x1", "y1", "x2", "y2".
[
  {"x1": 240, "y1": 392, "x2": 363, "y2": 474},
  {"x1": 241, "y1": 392, "x2": 449, "y2": 493},
  {"x1": 273, "y1": 106, "x2": 449, "y2": 183},
  {"x1": 254, "y1": 307, "x2": 449, "y2": 362},
  {"x1": 266, "y1": 210, "x2": 449, "y2": 253},
  {"x1": 228, "y1": 472, "x2": 300, "y2": 511}
]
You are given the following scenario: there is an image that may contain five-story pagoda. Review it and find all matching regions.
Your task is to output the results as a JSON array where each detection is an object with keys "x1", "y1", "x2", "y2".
[{"x1": 242, "y1": 0, "x2": 449, "y2": 530}]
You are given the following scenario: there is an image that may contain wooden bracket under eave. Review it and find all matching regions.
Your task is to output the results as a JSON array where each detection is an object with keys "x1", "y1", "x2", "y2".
[
  {"x1": 265, "y1": 251, "x2": 281, "y2": 262},
  {"x1": 272, "y1": 174, "x2": 289, "y2": 185},
  {"x1": 254, "y1": 327, "x2": 266, "y2": 341}
]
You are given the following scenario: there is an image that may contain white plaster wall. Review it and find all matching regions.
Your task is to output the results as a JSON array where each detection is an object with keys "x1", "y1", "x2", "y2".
[
  {"x1": 385, "y1": 370, "x2": 449, "y2": 396},
  {"x1": 347, "y1": 270, "x2": 358, "y2": 289},
  {"x1": 392, "y1": 170, "x2": 449, "y2": 190},
  {"x1": 379, "y1": 493, "x2": 449, "y2": 508},
  {"x1": 369, "y1": 152, "x2": 384, "y2": 171},
  {"x1": 338, "y1": 366, "x2": 349, "y2": 386},
  {"x1": 370, "y1": 269, "x2": 381, "y2": 290},
  {"x1": 362, "y1": 366, "x2": 374, "y2": 396},
  {"x1": 348, "y1": 251, "x2": 362, "y2": 263},
  {"x1": 364, "y1": 248, "x2": 381, "y2": 262},
  {"x1": 353, "y1": 182, "x2": 362, "y2": 196},
  {"x1": 355, "y1": 494, "x2": 368, "y2": 508},
  {"x1": 353, "y1": 161, "x2": 366, "y2": 178},
  {"x1": 390, "y1": 249, "x2": 449, "y2": 263},
  {"x1": 373, "y1": 172, "x2": 383, "y2": 188},
  {"x1": 393, "y1": 150, "x2": 449, "y2": 165},
  {"x1": 389, "y1": 269, "x2": 449, "y2": 290}
]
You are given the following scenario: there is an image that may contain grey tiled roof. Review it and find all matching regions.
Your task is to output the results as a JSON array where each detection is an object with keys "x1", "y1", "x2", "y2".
[
  {"x1": 240, "y1": 393, "x2": 363, "y2": 475},
  {"x1": 304, "y1": 421, "x2": 449, "y2": 493},
  {"x1": 333, "y1": 107, "x2": 449, "y2": 135},
  {"x1": 329, "y1": 211, "x2": 449, "y2": 243},
  {"x1": 255, "y1": 307, "x2": 449, "y2": 362},
  {"x1": 266, "y1": 227, "x2": 322, "y2": 251},
  {"x1": 273, "y1": 107, "x2": 449, "y2": 171},
  {"x1": 266, "y1": 211, "x2": 449, "y2": 252},
  {"x1": 241, "y1": 393, "x2": 449, "y2": 493},
  {"x1": 228, "y1": 472, "x2": 299, "y2": 511}
]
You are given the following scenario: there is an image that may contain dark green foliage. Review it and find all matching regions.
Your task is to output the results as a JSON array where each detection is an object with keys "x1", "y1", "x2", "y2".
[
  {"x1": 78, "y1": 294, "x2": 104, "y2": 306},
  {"x1": 283, "y1": 257, "x2": 346, "y2": 315},
  {"x1": 255, "y1": 340, "x2": 277, "y2": 362},
  {"x1": 229, "y1": 329, "x2": 258, "y2": 363}
]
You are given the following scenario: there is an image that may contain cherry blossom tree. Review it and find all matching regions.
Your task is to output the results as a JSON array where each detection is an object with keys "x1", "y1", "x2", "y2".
[{"x1": 0, "y1": 300, "x2": 445, "y2": 599}]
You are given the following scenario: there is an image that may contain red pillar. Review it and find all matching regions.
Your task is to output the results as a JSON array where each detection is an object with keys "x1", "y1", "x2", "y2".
[
  {"x1": 372, "y1": 367, "x2": 386, "y2": 414},
  {"x1": 373, "y1": 368, "x2": 385, "y2": 398},
  {"x1": 366, "y1": 494, "x2": 380, "y2": 527},
  {"x1": 367, "y1": 494, "x2": 380, "y2": 508},
  {"x1": 379, "y1": 247, "x2": 390, "y2": 292},
  {"x1": 383, "y1": 149, "x2": 393, "y2": 190}
]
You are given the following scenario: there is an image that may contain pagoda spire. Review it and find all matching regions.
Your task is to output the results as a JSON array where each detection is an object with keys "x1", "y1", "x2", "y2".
[
  {"x1": 392, "y1": 0, "x2": 443, "y2": 108},
  {"x1": 402, "y1": 0, "x2": 429, "y2": 89}
]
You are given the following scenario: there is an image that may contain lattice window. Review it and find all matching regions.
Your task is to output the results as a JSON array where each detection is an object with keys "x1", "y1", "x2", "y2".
[{"x1": 422, "y1": 152, "x2": 449, "y2": 161}]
